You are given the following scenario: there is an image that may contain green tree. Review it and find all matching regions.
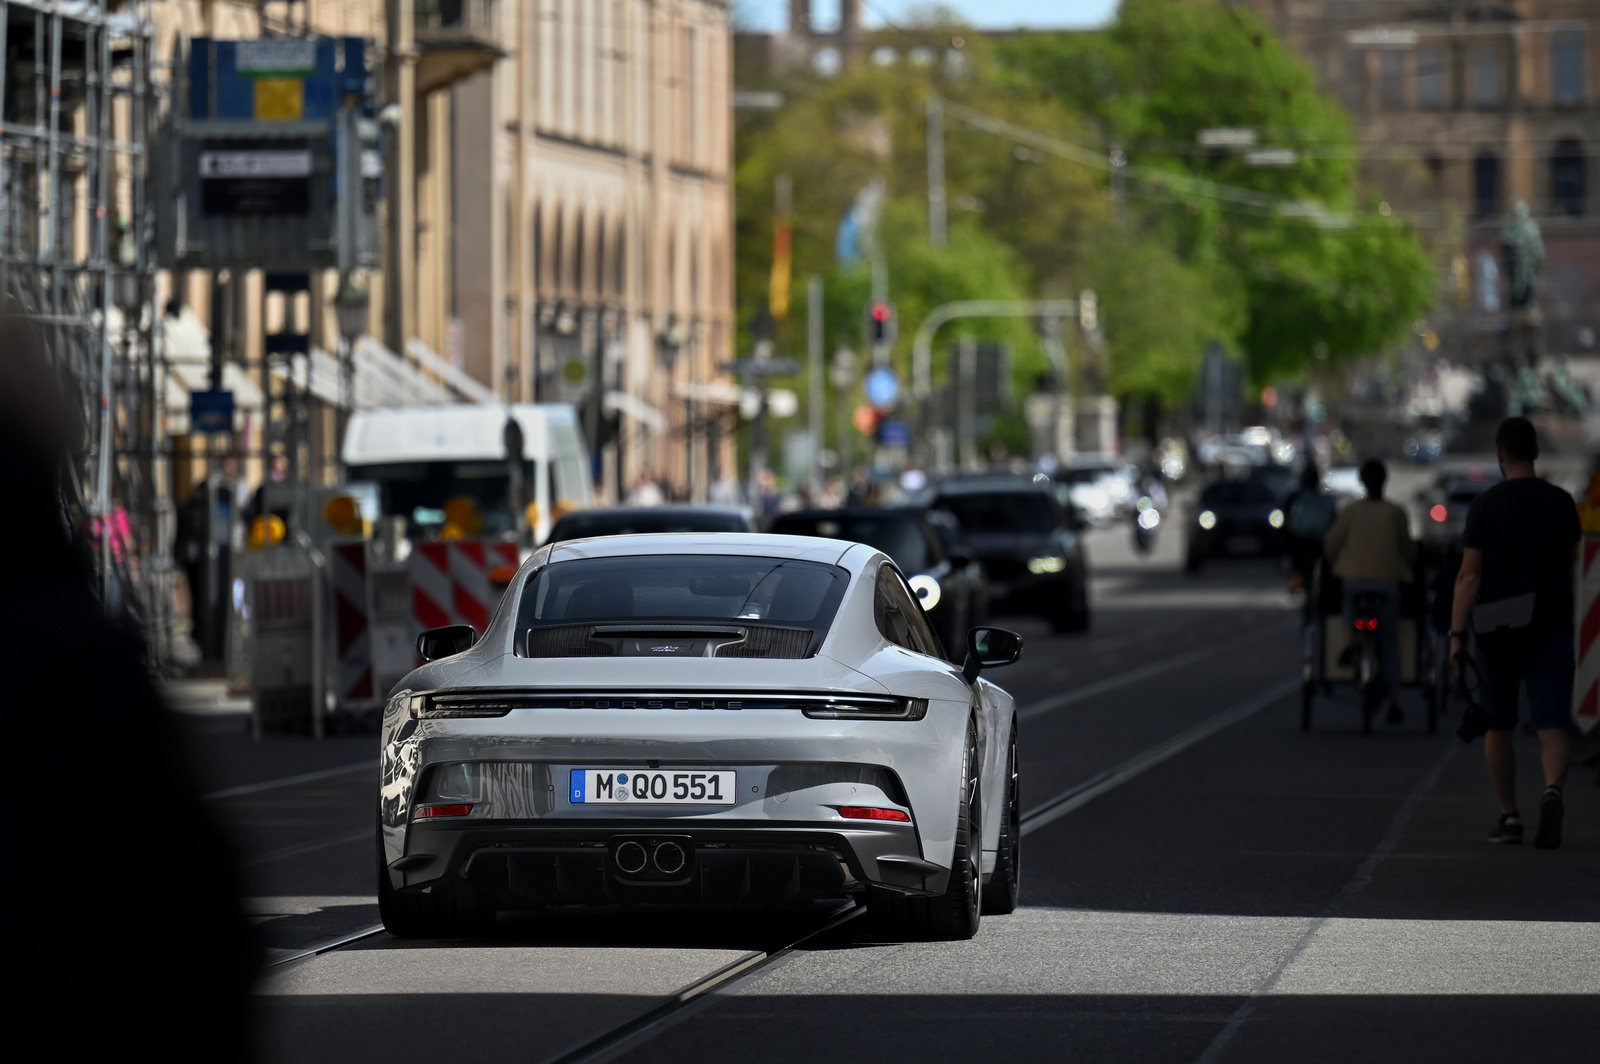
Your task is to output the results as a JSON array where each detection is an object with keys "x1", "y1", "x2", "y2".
[{"x1": 1000, "y1": 0, "x2": 1436, "y2": 383}]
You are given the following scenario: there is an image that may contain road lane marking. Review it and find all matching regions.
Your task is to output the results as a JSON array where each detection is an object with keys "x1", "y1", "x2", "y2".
[
  {"x1": 203, "y1": 760, "x2": 375, "y2": 801},
  {"x1": 243, "y1": 827, "x2": 371, "y2": 866},
  {"x1": 1020, "y1": 676, "x2": 1301, "y2": 836},
  {"x1": 1191, "y1": 741, "x2": 1457, "y2": 1064},
  {"x1": 1017, "y1": 619, "x2": 1296, "y2": 722}
]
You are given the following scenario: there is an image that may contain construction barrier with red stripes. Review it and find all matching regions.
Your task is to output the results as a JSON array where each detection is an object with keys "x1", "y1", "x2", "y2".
[
  {"x1": 410, "y1": 537, "x2": 521, "y2": 644},
  {"x1": 1573, "y1": 535, "x2": 1600, "y2": 735},
  {"x1": 317, "y1": 537, "x2": 521, "y2": 714}
]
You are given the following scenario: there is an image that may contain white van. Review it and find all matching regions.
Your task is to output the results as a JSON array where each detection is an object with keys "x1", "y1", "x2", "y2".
[{"x1": 342, "y1": 404, "x2": 593, "y2": 543}]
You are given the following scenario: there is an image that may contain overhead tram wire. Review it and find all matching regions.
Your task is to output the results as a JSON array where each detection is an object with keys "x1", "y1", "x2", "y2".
[{"x1": 936, "y1": 97, "x2": 1339, "y2": 222}]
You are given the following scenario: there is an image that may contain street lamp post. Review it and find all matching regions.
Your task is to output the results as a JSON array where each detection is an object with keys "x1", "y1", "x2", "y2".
[{"x1": 333, "y1": 272, "x2": 370, "y2": 478}]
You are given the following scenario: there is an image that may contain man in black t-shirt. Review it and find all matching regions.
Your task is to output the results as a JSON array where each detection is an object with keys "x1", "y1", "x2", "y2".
[{"x1": 1451, "y1": 417, "x2": 1581, "y2": 849}]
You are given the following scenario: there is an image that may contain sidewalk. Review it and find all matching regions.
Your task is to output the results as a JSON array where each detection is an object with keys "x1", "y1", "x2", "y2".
[{"x1": 163, "y1": 677, "x2": 251, "y2": 716}]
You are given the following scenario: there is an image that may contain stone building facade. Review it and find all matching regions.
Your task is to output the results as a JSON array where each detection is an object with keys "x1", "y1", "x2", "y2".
[{"x1": 1241, "y1": 0, "x2": 1599, "y2": 368}]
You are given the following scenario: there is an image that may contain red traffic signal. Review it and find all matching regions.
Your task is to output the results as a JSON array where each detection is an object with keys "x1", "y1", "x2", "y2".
[{"x1": 866, "y1": 300, "x2": 896, "y2": 346}]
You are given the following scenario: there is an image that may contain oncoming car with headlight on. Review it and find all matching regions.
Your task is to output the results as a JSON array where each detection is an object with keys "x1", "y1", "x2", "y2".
[
  {"x1": 378, "y1": 533, "x2": 1024, "y2": 940},
  {"x1": 1185, "y1": 480, "x2": 1287, "y2": 572}
]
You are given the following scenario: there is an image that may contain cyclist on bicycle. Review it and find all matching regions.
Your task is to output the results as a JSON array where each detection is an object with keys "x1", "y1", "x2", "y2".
[{"x1": 1324, "y1": 458, "x2": 1418, "y2": 723}]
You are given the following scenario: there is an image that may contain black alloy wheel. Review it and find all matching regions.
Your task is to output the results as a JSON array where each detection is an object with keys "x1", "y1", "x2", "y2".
[
  {"x1": 869, "y1": 721, "x2": 983, "y2": 941},
  {"x1": 981, "y1": 720, "x2": 1021, "y2": 915}
]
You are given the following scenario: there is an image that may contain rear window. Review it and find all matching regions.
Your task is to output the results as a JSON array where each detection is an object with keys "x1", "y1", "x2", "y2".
[
  {"x1": 547, "y1": 511, "x2": 746, "y2": 543},
  {"x1": 769, "y1": 514, "x2": 929, "y2": 572},
  {"x1": 1201, "y1": 482, "x2": 1276, "y2": 506},
  {"x1": 514, "y1": 555, "x2": 849, "y2": 658},
  {"x1": 937, "y1": 491, "x2": 1059, "y2": 533}
]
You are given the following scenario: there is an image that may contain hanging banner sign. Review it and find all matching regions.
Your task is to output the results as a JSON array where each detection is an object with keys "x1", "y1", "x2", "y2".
[
  {"x1": 235, "y1": 39, "x2": 318, "y2": 77},
  {"x1": 198, "y1": 150, "x2": 313, "y2": 178}
]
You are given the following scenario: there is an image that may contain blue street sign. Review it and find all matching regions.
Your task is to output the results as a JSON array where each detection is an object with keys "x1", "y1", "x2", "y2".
[
  {"x1": 190, "y1": 390, "x2": 235, "y2": 434},
  {"x1": 879, "y1": 419, "x2": 911, "y2": 448},
  {"x1": 865, "y1": 366, "x2": 900, "y2": 407}
]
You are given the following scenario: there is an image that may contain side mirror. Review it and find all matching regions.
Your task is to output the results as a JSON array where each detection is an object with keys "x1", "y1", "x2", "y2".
[
  {"x1": 962, "y1": 626, "x2": 1024, "y2": 684},
  {"x1": 417, "y1": 624, "x2": 478, "y2": 662}
]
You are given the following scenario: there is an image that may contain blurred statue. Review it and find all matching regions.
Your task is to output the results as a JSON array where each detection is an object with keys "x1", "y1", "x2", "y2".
[{"x1": 1501, "y1": 201, "x2": 1544, "y2": 311}]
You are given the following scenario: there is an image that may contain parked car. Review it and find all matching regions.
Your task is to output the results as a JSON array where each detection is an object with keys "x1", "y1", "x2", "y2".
[
  {"x1": 1186, "y1": 480, "x2": 1287, "y2": 572},
  {"x1": 545, "y1": 505, "x2": 754, "y2": 545},
  {"x1": 382, "y1": 532, "x2": 1026, "y2": 940},
  {"x1": 926, "y1": 477, "x2": 1090, "y2": 632},
  {"x1": 768, "y1": 508, "x2": 986, "y2": 659}
]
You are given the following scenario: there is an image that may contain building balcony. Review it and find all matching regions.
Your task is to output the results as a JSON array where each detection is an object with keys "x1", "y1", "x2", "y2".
[{"x1": 414, "y1": 0, "x2": 505, "y2": 95}]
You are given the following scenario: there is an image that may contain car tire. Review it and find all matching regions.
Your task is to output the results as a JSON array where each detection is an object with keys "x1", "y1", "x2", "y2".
[
  {"x1": 1050, "y1": 580, "x2": 1091, "y2": 633},
  {"x1": 377, "y1": 818, "x2": 494, "y2": 938},
  {"x1": 981, "y1": 720, "x2": 1021, "y2": 915},
  {"x1": 1185, "y1": 548, "x2": 1203, "y2": 575},
  {"x1": 869, "y1": 724, "x2": 982, "y2": 941}
]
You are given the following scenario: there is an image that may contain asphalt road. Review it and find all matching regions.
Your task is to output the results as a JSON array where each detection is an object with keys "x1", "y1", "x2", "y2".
[{"x1": 175, "y1": 516, "x2": 1599, "y2": 1064}]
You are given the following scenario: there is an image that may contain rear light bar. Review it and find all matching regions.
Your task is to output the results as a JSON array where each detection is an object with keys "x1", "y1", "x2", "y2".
[
  {"x1": 415, "y1": 804, "x2": 474, "y2": 819},
  {"x1": 837, "y1": 806, "x2": 911, "y2": 823},
  {"x1": 1354, "y1": 617, "x2": 1379, "y2": 632},
  {"x1": 393, "y1": 690, "x2": 929, "y2": 720}
]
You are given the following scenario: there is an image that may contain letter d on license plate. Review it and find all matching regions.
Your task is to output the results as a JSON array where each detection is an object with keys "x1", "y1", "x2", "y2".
[{"x1": 570, "y1": 769, "x2": 736, "y2": 805}]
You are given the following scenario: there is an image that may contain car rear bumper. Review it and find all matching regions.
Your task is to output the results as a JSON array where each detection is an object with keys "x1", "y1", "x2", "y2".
[{"x1": 386, "y1": 817, "x2": 946, "y2": 909}]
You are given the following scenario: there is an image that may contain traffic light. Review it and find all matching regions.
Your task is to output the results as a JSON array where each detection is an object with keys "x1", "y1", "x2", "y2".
[{"x1": 866, "y1": 300, "x2": 897, "y2": 348}]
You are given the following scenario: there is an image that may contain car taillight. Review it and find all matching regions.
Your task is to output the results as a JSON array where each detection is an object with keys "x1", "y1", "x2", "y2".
[
  {"x1": 1354, "y1": 618, "x2": 1379, "y2": 632},
  {"x1": 1430, "y1": 504, "x2": 1448, "y2": 522},
  {"x1": 800, "y1": 697, "x2": 927, "y2": 721},
  {"x1": 415, "y1": 803, "x2": 474, "y2": 819},
  {"x1": 837, "y1": 806, "x2": 911, "y2": 822}
]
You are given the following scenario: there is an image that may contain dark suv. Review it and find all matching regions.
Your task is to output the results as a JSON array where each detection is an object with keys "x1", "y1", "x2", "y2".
[
  {"x1": 768, "y1": 508, "x2": 986, "y2": 658},
  {"x1": 924, "y1": 478, "x2": 1089, "y2": 632}
]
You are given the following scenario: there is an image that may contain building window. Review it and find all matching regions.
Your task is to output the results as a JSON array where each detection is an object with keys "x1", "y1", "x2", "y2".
[
  {"x1": 1380, "y1": 50, "x2": 1406, "y2": 109},
  {"x1": 553, "y1": 207, "x2": 564, "y2": 293},
  {"x1": 1418, "y1": 46, "x2": 1444, "y2": 108},
  {"x1": 614, "y1": 224, "x2": 626, "y2": 298},
  {"x1": 1474, "y1": 152, "x2": 1500, "y2": 217},
  {"x1": 1552, "y1": 30, "x2": 1584, "y2": 106},
  {"x1": 1472, "y1": 48, "x2": 1501, "y2": 106},
  {"x1": 532, "y1": 206, "x2": 543, "y2": 296},
  {"x1": 574, "y1": 211, "x2": 587, "y2": 300},
  {"x1": 1552, "y1": 140, "x2": 1586, "y2": 216}
]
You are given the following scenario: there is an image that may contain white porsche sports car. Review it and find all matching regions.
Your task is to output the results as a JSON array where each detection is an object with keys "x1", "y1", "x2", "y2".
[{"x1": 378, "y1": 532, "x2": 1024, "y2": 940}]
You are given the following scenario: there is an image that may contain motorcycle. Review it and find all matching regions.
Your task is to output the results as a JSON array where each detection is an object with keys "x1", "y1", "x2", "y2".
[{"x1": 1132, "y1": 495, "x2": 1161, "y2": 554}]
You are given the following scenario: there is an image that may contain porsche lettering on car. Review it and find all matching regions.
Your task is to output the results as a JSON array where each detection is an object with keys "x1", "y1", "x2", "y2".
[{"x1": 378, "y1": 532, "x2": 1024, "y2": 941}]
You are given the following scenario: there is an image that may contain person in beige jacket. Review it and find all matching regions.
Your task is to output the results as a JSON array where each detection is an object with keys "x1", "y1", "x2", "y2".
[{"x1": 1324, "y1": 458, "x2": 1417, "y2": 722}]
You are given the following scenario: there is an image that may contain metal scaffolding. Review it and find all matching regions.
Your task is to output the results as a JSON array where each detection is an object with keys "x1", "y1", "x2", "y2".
[{"x1": 1, "y1": 1, "x2": 167, "y2": 660}]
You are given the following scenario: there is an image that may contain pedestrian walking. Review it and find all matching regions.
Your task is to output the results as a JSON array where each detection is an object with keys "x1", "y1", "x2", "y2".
[
  {"x1": 1450, "y1": 417, "x2": 1581, "y2": 848},
  {"x1": 1324, "y1": 458, "x2": 1417, "y2": 723}
]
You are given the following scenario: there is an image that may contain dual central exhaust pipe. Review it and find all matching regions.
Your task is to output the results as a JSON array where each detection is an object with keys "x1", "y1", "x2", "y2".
[{"x1": 613, "y1": 838, "x2": 688, "y2": 877}]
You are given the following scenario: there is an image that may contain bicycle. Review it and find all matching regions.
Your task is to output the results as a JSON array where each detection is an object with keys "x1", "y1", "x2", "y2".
[{"x1": 1348, "y1": 590, "x2": 1386, "y2": 735}]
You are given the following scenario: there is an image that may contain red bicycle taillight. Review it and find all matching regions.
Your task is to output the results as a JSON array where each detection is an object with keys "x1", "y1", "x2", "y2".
[
  {"x1": 1354, "y1": 618, "x2": 1379, "y2": 632},
  {"x1": 416, "y1": 803, "x2": 474, "y2": 819},
  {"x1": 1430, "y1": 504, "x2": 1448, "y2": 523},
  {"x1": 837, "y1": 806, "x2": 911, "y2": 823}
]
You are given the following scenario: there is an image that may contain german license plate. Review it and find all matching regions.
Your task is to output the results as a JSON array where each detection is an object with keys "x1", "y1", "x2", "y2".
[
  {"x1": 570, "y1": 769, "x2": 736, "y2": 805},
  {"x1": 1226, "y1": 535, "x2": 1262, "y2": 554}
]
